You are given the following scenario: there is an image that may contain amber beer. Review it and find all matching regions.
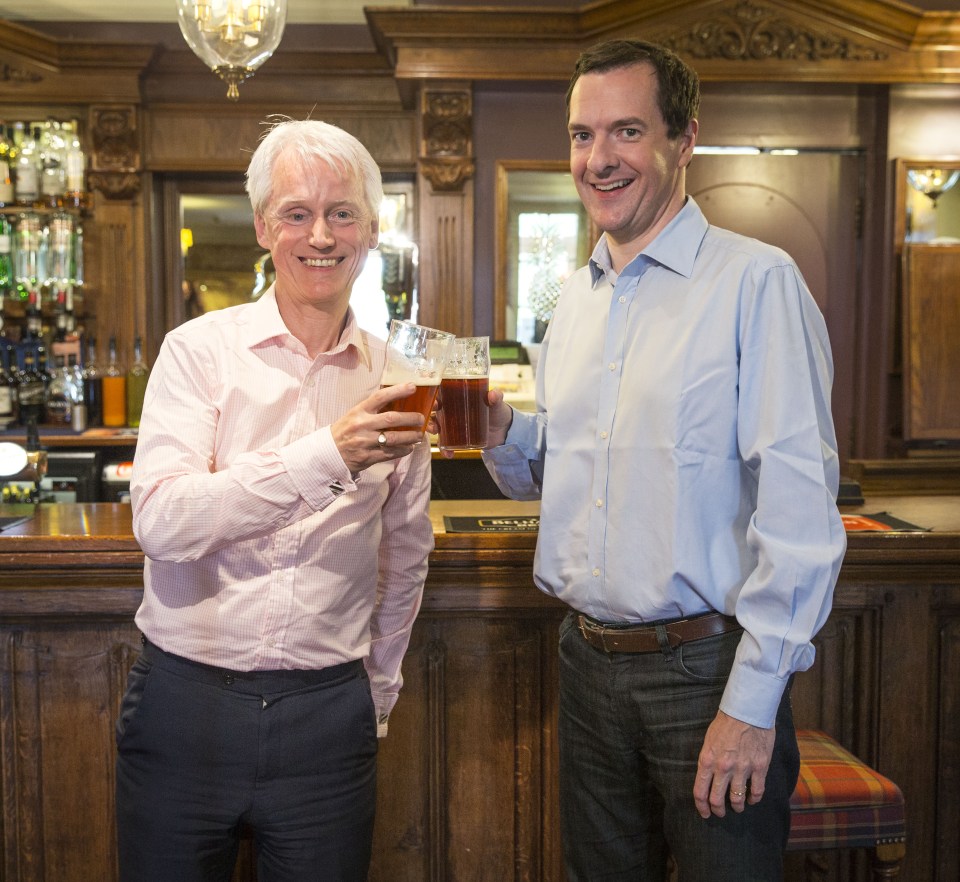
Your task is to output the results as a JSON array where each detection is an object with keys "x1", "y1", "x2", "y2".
[
  {"x1": 379, "y1": 379, "x2": 441, "y2": 431},
  {"x1": 438, "y1": 375, "x2": 490, "y2": 450}
]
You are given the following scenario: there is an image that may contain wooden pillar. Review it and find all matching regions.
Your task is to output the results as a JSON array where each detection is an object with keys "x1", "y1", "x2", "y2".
[
  {"x1": 86, "y1": 105, "x2": 147, "y2": 367},
  {"x1": 416, "y1": 83, "x2": 475, "y2": 337}
]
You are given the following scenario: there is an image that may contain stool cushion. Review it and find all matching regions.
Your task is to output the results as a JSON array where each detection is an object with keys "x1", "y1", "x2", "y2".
[{"x1": 787, "y1": 729, "x2": 906, "y2": 850}]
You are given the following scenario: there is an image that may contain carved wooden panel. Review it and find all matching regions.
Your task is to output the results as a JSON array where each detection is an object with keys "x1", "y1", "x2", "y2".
[
  {"x1": 416, "y1": 182, "x2": 474, "y2": 336},
  {"x1": 145, "y1": 107, "x2": 417, "y2": 174},
  {"x1": 372, "y1": 614, "x2": 564, "y2": 882},
  {"x1": 791, "y1": 606, "x2": 880, "y2": 759},
  {"x1": 0, "y1": 624, "x2": 140, "y2": 882},
  {"x1": 936, "y1": 611, "x2": 960, "y2": 882},
  {"x1": 902, "y1": 244, "x2": 960, "y2": 442}
]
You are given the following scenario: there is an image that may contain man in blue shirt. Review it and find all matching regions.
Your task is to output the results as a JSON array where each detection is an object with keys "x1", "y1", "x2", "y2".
[{"x1": 480, "y1": 39, "x2": 846, "y2": 880}]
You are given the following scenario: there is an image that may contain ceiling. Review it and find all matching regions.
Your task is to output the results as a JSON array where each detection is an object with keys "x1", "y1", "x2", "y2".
[
  {"x1": 2, "y1": 0, "x2": 958, "y2": 24},
  {"x1": 0, "y1": 0, "x2": 410, "y2": 25}
]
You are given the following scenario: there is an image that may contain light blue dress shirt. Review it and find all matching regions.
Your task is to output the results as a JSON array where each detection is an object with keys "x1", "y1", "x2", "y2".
[{"x1": 483, "y1": 197, "x2": 847, "y2": 728}]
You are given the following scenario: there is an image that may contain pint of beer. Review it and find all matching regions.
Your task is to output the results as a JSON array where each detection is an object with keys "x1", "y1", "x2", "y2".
[
  {"x1": 380, "y1": 320, "x2": 455, "y2": 431},
  {"x1": 437, "y1": 336, "x2": 490, "y2": 451}
]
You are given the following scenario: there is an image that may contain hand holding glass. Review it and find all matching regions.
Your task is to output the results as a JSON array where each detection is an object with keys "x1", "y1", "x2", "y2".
[
  {"x1": 437, "y1": 336, "x2": 490, "y2": 451},
  {"x1": 380, "y1": 320, "x2": 455, "y2": 431}
]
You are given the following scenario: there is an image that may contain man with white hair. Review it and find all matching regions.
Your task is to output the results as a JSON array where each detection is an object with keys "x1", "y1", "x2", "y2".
[{"x1": 116, "y1": 119, "x2": 433, "y2": 882}]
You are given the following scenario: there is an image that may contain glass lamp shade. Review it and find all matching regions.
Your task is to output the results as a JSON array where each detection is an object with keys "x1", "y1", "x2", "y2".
[
  {"x1": 907, "y1": 167, "x2": 960, "y2": 207},
  {"x1": 177, "y1": 0, "x2": 287, "y2": 100}
]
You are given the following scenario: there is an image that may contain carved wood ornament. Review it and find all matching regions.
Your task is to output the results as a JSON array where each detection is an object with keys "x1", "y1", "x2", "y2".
[
  {"x1": 0, "y1": 62, "x2": 41, "y2": 84},
  {"x1": 88, "y1": 105, "x2": 142, "y2": 201},
  {"x1": 653, "y1": 1, "x2": 889, "y2": 62},
  {"x1": 420, "y1": 87, "x2": 475, "y2": 193}
]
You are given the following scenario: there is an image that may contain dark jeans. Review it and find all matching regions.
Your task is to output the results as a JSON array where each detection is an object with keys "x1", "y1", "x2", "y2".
[
  {"x1": 115, "y1": 640, "x2": 378, "y2": 882},
  {"x1": 558, "y1": 612, "x2": 800, "y2": 882}
]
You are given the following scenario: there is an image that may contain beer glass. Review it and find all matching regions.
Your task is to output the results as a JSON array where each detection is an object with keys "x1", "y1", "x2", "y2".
[
  {"x1": 380, "y1": 320, "x2": 455, "y2": 431},
  {"x1": 437, "y1": 336, "x2": 490, "y2": 451}
]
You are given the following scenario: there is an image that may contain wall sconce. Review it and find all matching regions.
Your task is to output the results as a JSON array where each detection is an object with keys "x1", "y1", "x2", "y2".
[
  {"x1": 907, "y1": 167, "x2": 960, "y2": 207},
  {"x1": 177, "y1": 0, "x2": 288, "y2": 100},
  {"x1": 180, "y1": 228, "x2": 194, "y2": 256}
]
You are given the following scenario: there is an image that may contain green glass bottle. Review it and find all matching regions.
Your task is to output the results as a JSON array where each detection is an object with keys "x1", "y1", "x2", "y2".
[{"x1": 126, "y1": 334, "x2": 149, "y2": 428}]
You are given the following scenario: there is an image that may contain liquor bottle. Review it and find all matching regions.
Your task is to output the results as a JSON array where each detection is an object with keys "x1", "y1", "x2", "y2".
[
  {"x1": 14, "y1": 212, "x2": 47, "y2": 302},
  {"x1": 17, "y1": 347, "x2": 45, "y2": 427},
  {"x1": 126, "y1": 335, "x2": 149, "y2": 428},
  {"x1": 46, "y1": 212, "x2": 73, "y2": 290},
  {"x1": 0, "y1": 215, "x2": 12, "y2": 311},
  {"x1": 0, "y1": 344, "x2": 14, "y2": 430},
  {"x1": 62, "y1": 120, "x2": 86, "y2": 209},
  {"x1": 72, "y1": 222, "x2": 84, "y2": 288},
  {"x1": 39, "y1": 120, "x2": 65, "y2": 209},
  {"x1": 82, "y1": 336, "x2": 102, "y2": 427},
  {"x1": 0, "y1": 124, "x2": 13, "y2": 207},
  {"x1": 21, "y1": 289, "x2": 44, "y2": 344},
  {"x1": 69, "y1": 352, "x2": 86, "y2": 432},
  {"x1": 101, "y1": 335, "x2": 127, "y2": 427},
  {"x1": 14, "y1": 125, "x2": 41, "y2": 208},
  {"x1": 44, "y1": 353, "x2": 72, "y2": 427}
]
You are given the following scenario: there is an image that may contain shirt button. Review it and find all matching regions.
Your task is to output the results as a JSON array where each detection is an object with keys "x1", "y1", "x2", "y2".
[
  {"x1": 595, "y1": 498, "x2": 603, "y2": 508},
  {"x1": 600, "y1": 431, "x2": 608, "y2": 439},
  {"x1": 592, "y1": 567, "x2": 601, "y2": 577},
  {"x1": 619, "y1": 296, "x2": 626, "y2": 304}
]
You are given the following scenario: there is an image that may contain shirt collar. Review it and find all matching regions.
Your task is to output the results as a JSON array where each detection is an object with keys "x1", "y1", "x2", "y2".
[
  {"x1": 588, "y1": 196, "x2": 709, "y2": 285},
  {"x1": 237, "y1": 284, "x2": 365, "y2": 360}
]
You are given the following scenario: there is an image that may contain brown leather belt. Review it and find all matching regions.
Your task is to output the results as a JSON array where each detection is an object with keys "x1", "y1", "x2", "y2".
[{"x1": 576, "y1": 611, "x2": 742, "y2": 654}]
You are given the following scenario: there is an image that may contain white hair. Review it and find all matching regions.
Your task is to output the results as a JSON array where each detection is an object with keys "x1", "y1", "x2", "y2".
[{"x1": 245, "y1": 118, "x2": 383, "y2": 220}]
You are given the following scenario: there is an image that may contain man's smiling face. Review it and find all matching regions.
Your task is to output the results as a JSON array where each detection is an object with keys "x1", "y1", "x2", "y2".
[
  {"x1": 254, "y1": 150, "x2": 379, "y2": 315},
  {"x1": 568, "y1": 62, "x2": 696, "y2": 259}
]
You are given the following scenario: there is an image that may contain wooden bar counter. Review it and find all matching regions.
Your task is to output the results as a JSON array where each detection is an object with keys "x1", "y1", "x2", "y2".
[{"x1": 0, "y1": 497, "x2": 958, "y2": 882}]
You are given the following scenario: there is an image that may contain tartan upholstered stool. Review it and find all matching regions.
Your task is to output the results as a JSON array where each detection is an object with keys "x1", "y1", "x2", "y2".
[{"x1": 787, "y1": 729, "x2": 907, "y2": 880}]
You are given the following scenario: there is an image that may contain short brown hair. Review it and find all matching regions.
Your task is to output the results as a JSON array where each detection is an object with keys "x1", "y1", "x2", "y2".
[{"x1": 565, "y1": 39, "x2": 701, "y2": 140}]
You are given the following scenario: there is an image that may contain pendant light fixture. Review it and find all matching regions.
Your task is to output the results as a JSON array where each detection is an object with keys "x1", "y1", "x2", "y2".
[{"x1": 177, "y1": 0, "x2": 288, "y2": 100}]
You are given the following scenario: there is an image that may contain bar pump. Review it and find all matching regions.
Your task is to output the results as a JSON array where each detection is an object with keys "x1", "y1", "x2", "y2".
[{"x1": 0, "y1": 418, "x2": 48, "y2": 501}]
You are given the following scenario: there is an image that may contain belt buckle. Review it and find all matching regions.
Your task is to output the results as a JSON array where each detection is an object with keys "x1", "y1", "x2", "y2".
[
  {"x1": 578, "y1": 615, "x2": 595, "y2": 642},
  {"x1": 578, "y1": 615, "x2": 607, "y2": 650}
]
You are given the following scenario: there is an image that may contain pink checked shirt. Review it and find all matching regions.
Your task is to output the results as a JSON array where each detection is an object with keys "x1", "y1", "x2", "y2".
[{"x1": 131, "y1": 288, "x2": 433, "y2": 721}]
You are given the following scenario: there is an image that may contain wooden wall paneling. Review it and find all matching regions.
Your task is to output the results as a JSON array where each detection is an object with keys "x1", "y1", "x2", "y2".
[
  {"x1": 366, "y1": 0, "x2": 960, "y2": 88},
  {"x1": 902, "y1": 244, "x2": 960, "y2": 441},
  {"x1": 144, "y1": 106, "x2": 417, "y2": 175},
  {"x1": 0, "y1": 623, "x2": 141, "y2": 882},
  {"x1": 876, "y1": 584, "x2": 939, "y2": 882},
  {"x1": 792, "y1": 605, "x2": 880, "y2": 757},
  {"x1": 851, "y1": 87, "x2": 893, "y2": 461},
  {"x1": 372, "y1": 612, "x2": 564, "y2": 882},
  {"x1": 371, "y1": 629, "x2": 439, "y2": 882},
  {"x1": 0, "y1": 21, "x2": 152, "y2": 106},
  {"x1": 85, "y1": 104, "x2": 148, "y2": 367},
  {"x1": 85, "y1": 195, "x2": 146, "y2": 368},
  {"x1": 936, "y1": 609, "x2": 960, "y2": 881},
  {"x1": 416, "y1": 185, "x2": 474, "y2": 336}
]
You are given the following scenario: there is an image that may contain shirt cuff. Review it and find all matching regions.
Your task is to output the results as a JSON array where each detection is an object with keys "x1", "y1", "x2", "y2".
[
  {"x1": 719, "y1": 663, "x2": 789, "y2": 729},
  {"x1": 280, "y1": 426, "x2": 355, "y2": 509}
]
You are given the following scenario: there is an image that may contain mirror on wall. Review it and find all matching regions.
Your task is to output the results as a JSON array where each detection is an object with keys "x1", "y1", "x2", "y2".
[
  {"x1": 495, "y1": 161, "x2": 594, "y2": 344},
  {"x1": 894, "y1": 157, "x2": 960, "y2": 248},
  {"x1": 894, "y1": 158, "x2": 960, "y2": 445},
  {"x1": 160, "y1": 176, "x2": 418, "y2": 348}
]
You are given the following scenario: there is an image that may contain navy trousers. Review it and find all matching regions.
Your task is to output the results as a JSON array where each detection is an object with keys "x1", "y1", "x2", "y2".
[{"x1": 115, "y1": 639, "x2": 378, "y2": 882}]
